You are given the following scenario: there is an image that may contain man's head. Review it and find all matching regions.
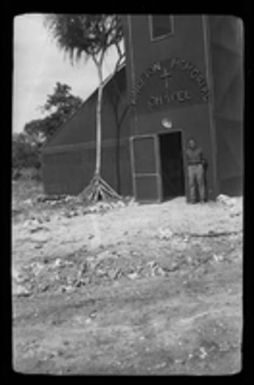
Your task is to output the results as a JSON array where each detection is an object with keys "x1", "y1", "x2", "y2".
[{"x1": 188, "y1": 138, "x2": 196, "y2": 149}]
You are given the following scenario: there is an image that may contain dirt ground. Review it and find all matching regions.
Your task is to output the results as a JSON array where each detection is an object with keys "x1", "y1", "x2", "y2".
[{"x1": 12, "y1": 179, "x2": 243, "y2": 375}]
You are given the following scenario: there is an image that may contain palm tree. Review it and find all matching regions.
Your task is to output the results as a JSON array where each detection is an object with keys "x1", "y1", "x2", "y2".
[{"x1": 44, "y1": 14, "x2": 125, "y2": 202}]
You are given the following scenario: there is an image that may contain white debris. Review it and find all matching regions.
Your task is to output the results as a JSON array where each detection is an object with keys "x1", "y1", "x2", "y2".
[
  {"x1": 213, "y1": 254, "x2": 224, "y2": 263},
  {"x1": 13, "y1": 283, "x2": 31, "y2": 297},
  {"x1": 156, "y1": 266, "x2": 166, "y2": 276},
  {"x1": 199, "y1": 346, "x2": 208, "y2": 359},
  {"x1": 52, "y1": 258, "x2": 62, "y2": 268},
  {"x1": 97, "y1": 250, "x2": 113, "y2": 261},
  {"x1": 127, "y1": 198, "x2": 138, "y2": 206},
  {"x1": 30, "y1": 262, "x2": 45, "y2": 276},
  {"x1": 114, "y1": 201, "x2": 125, "y2": 208},
  {"x1": 12, "y1": 266, "x2": 23, "y2": 282},
  {"x1": 127, "y1": 272, "x2": 139, "y2": 280},
  {"x1": 217, "y1": 194, "x2": 238, "y2": 208},
  {"x1": 158, "y1": 227, "x2": 173, "y2": 240},
  {"x1": 24, "y1": 198, "x2": 33, "y2": 205},
  {"x1": 154, "y1": 362, "x2": 167, "y2": 369},
  {"x1": 60, "y1": 285, "x2": 74, "y2": 293}
]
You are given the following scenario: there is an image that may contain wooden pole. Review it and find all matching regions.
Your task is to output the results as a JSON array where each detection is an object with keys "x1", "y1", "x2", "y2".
[{"x1": 95, "y1": 63, "x2": 103, "y2": 176}]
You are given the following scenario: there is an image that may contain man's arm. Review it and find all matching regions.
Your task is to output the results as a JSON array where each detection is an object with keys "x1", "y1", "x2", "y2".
[{"x1": 199, "y1": 148, "x2": 206, "y2": 166}]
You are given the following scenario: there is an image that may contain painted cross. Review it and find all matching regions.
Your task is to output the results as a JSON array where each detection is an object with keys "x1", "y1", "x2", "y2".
[{"x1": 160, "y1": 67, "x2": 172, "y2": 89}]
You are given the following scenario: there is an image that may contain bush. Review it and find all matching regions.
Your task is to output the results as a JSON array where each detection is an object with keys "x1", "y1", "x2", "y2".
[
  {"x1": 12, "y1": 136, "x2": 40, "y2": 169},
  {"x1": 12, "y1": 167, "x2": 42, "y2": 181}
]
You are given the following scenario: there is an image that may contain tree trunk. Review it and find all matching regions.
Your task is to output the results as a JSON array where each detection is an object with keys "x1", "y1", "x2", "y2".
[
  {"x1": 95, "y1": 64, "x2": 103, "y2": 177},
  {"x1": 80, "y1": 55, "x2": 122, "y2": 202}
]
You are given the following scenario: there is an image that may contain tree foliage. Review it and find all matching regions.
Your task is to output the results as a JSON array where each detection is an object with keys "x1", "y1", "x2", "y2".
[
  {"x1": 13, "y1": 83, "x2": 83, "y2": 174},
  {"x1": 12, "y1": 132, "x2": 40, "y2": 171},
  {"x1": 24, "y1": 82, "x2": 83, "y2": 143},
  {"x1": 44, "y1": 14, "x2": 124, "y2": 67},
  {"x1": 44, "y1": 14, "x2": 125, "y2": 201}
]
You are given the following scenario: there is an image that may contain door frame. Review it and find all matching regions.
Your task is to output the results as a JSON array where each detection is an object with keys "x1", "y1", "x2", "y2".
[
  {"x1": 130, "y1": 130, "x2": 187, "y2": 202},
  {"x1": 157, "y1": 129, "x2": 187, "y2": 201},
  {"x1": 130, "y1": 134, "x2": 162, "y2": 202}
]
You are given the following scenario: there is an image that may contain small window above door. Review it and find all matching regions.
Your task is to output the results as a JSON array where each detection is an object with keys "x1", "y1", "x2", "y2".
[{"x1": 149, "y1": 15, "x2": 174, "y2": 41}]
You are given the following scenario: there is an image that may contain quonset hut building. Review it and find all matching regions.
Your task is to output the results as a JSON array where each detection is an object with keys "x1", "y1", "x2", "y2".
[{"x1": 42, "y1": 15, "x2": 243, "y2": 202}]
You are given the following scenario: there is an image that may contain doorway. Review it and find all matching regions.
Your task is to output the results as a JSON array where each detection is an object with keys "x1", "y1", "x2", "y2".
[{"x1": 159, "y1": 131, "x2": 185, "y2": 199}]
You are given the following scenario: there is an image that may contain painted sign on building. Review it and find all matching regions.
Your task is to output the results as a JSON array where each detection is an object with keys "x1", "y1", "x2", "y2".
[{"x1": 130, "y1": 57, "x2": 209, "y2": 112}]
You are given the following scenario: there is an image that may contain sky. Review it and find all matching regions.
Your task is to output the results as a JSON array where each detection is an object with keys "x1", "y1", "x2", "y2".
[{"x1": 13, "y1": 14, "x2": 119, "y2": 133}]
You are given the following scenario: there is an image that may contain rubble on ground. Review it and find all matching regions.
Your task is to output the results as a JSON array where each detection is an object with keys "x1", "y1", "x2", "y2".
[
  {"x1": 216, "y1": 194, "x2": 242, "y2": 217},
  {"x1": 216, "y1": 194, "x2": 237, "y2": 207},
  {"x1": 157, "y1": 227, "x2": 174, "y2": 240},
  {"x1": 13, "y1": 237, "x2": 238, "y2": 297},
  {"x1": 32, "y1": 194, "x2": 137, "y2": 218},
  {"x1": 13, "y1": 194, "x2": 138, "y2": 227},
  {"x1": 12, "y1": 282, "x2": 31, "y2": 297},
  {"x1": 12, "y1": 190, "x2": 242, "y2": 297}
]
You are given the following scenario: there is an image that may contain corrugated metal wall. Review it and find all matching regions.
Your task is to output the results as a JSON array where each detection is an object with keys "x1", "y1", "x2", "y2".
[
  {"x1": 42, "y1": 68, "x2": 133, "y2": 196},
  {"x1": 209, "y1": 16, "x2": 243, "y2": 195}
]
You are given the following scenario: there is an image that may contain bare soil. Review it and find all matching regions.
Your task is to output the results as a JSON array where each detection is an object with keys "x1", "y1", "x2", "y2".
[{"x1": 12, "y1": 180, "x2": 243, "y2": 375}]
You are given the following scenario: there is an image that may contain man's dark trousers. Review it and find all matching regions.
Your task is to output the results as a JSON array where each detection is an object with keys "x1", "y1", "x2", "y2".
[{"x1": 187, "y1": 164, "x2": 205, "y2": 202}]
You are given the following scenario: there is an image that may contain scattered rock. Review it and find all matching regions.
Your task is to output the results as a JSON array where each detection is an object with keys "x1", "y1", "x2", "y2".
[
  {"x1": 114, "y1": 201, "x2": 125, "y2": 209},
  {"x1": 52, "y1": 258, "x2": 62, "y2": 268},
  {"x1": 213, "y1": 254, "x2": 224, "y2": 263},
  {"x1": 127, "y1": 198, "x2": 138, "y2": 207},
  {"x1": 40, "y1": 283, "x2": 50, "y2": 292},
  {"x1": 76, "y1": 262, "x2": 88, "y2": 283},
  {"x1": 108, "y1": 268, "x2": 120, "y2": 280},
  {"x1": 229, "y1": 206, "x2": 242, "y2": 217},
  {"x1": 34, "y1": 243, "x2": 43, "y2": 249},
  {"x1": 154, "y1": 362, "x2": 167, "y2": 369},
  {"x1": 127, "y1": 272, "x2": 139, "y2": 280},
  {"x1": 97, "y1": 250, "x2": 116, "y2": 261},
  {"x1": 23, "y1": 220, "x2": 30, "y2": 228},
  {"x1": 60, "y1": 285, "x2": 74, "y2": 293},
  {"x1": 146, "y1": 261, "x2": 164, "y2": 277},
  {"x1": 199, "y1": 346, "x2": 208, "y2": 359},
  {"x1": 12, "y1": 266, "x2": 27, "y2": 283},
  {"x1": 24, "y1": 198, "x2": 33, "y2": 205},
  {"x1": 158, "y1": 227, "x2": 173, "y2": 240},
  {"x1": 65, "y1": 210, "x2": 78, "y2": 218},
  {"x1": 30, "y1": 226, "x2": 45, "y2": 233},
  {"x1": 89, "y1": 310, "x2": 97, "y2": 319},
  {"x1": 96, "y1": 268, "x2": 108, "y2": 278},
  {"x1": 13, "y1": 283, "x2": 31, "y2": 297},
  {"x1": 31, "y1": 262, "x2": 45, "y2": 276},
  {"x1": 147, "y1": 261, "x2": 157, "y2": 268},
  {"x1": 88, "y1": 206, "x2": 98, "y2": 213},
  {"x1": 216, "y1": 194, "x2": 239, "y2": 209},
  {"x1": 156, "y1": 266, "x2": 166, "y2": 276},
  {"x1": 174, "y1": 359, "x2": 183, "y2": 364}
]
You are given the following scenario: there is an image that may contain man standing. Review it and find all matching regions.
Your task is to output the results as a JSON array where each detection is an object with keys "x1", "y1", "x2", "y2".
[{"x1": 186, "y1": 138, "x2": 206, "y2": 203}]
